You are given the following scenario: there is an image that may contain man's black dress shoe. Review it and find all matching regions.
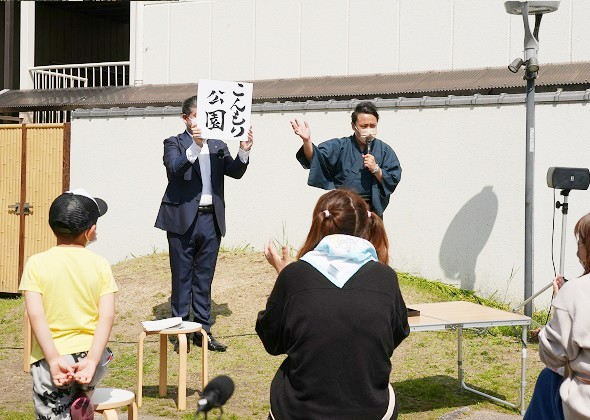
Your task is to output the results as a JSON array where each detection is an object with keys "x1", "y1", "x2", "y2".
[
  {"x1": 173, "y1": 337, "x2": 190, "y2": 354},
  {"x1": 193, "y1": 331, "x2": 227, "y2": 352}
]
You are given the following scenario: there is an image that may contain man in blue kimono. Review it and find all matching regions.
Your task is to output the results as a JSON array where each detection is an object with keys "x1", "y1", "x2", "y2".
[{"x1": 291, "y1": 101, "x2": 401, "y2": 217}]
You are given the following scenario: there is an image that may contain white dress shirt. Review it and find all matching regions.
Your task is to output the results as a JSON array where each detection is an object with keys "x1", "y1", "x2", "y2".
[{"x1": 185, "y1": 131, "x2": 250, "y2": 206}]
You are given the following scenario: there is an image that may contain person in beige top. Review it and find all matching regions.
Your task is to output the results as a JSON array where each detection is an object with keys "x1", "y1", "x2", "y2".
[{"x1": 524, "y1": 212, "x2": 590, "y2": 420}]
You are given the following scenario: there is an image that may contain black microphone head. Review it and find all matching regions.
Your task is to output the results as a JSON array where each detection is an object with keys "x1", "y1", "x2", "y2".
[
  {"x1": 366, "y1": 139, "x2": 374, "y2": 154},
  {"x1": 198, "y1": 375, "x2": 234, "y2": 412},
  {"x1": 217, "y1": 149, "x2": 225, "y2": 159}
]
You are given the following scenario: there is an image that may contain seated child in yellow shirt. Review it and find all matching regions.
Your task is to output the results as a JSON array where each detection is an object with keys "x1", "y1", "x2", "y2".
[{"x1": 19, "y1": 188, "x2": 118, "y2": 419}]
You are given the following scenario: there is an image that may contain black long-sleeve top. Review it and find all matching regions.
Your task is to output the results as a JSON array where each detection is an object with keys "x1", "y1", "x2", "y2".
[{"x1": 256, "y1": 260, "x2": 410, "y2": 420}]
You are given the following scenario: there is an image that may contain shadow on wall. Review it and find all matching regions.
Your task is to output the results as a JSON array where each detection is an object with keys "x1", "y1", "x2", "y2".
[{"x1": 439, "y1": 186, "x2": 498, "y2": 291}]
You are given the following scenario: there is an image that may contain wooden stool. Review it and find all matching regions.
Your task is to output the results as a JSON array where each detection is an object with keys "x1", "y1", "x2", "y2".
[
  {"x1": 136, "y1": 321, "x2": 208, "y2": 411},
  {"x1": 92, "y1": 388, "x2": 138, "y2": 420}
]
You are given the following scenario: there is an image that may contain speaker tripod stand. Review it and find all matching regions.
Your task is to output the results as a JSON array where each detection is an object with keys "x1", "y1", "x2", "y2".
[{"x1": 512, "y1": 189, "x2": 571, "y2": 312}]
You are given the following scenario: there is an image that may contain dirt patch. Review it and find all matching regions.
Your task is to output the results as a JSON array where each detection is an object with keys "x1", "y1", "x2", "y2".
[{"x1": 110, "y1": 250, "x2": 276, "y2": 339}]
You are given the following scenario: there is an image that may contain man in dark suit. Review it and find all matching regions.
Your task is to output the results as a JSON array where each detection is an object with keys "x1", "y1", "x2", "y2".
[{"x1": 155, "y1": 95, "x2": 253, "y2": 352}]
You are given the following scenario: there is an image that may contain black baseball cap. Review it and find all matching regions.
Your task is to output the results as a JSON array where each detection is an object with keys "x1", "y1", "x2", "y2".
[{"x1": 49, "y1": 188, "x2": 108, "y2": 235}]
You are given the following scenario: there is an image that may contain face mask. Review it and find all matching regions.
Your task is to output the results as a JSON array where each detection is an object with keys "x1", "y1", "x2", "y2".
[
  {"x1": 85, "y1": 231, "x2": 97, "y2": 246},
  {"x1": 355, "y1": 126, "x2": 377, "y2": 142},
  {"x1": 186, "y1": 117, "x2": 197, "y2": 130}
]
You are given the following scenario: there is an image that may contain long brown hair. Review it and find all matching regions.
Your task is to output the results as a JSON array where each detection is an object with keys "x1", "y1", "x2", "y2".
[
  {"x1": 296, "y1": 189, "x2": 390, "y2": 264},
  {"x1": 574, "y1": 212, "x2": 590, "y2": 275}
]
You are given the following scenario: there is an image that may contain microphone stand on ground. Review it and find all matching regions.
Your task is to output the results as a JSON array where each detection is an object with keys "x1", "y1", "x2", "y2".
[{"x1": 512, "y1": 189, "x2": 570, "y2": 313}]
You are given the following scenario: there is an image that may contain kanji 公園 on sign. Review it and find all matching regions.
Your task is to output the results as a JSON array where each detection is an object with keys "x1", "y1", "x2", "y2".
[{"x1": 196, "y1": 79, "x2": 253, "y2": 142}]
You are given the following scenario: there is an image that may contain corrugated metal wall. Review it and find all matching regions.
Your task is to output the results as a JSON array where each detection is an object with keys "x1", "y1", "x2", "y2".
[{"x1": 0, "y1": 124, "x2": 66, "y2": 293}]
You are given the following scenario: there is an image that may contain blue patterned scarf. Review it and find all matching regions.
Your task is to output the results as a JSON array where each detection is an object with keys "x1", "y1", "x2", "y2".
[{"x1": 300, "y1": 234, "x2": 378, "y2": 288}]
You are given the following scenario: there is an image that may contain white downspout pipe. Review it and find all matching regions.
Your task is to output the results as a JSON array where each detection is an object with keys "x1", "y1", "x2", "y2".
[{"x1": 20, "y1": 2, "x2": 35, "y2": 90}]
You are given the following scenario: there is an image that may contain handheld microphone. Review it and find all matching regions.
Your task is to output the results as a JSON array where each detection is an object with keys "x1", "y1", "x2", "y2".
[
  {"x1": 217, "y1": 149, "x2": 225, "y2": 159},
  {"x1": 366, "y1": 139, "x2": 374, "y2": 154},
  {"x1": 195, "y1": 375, "x2": 235, "y2": 414}
]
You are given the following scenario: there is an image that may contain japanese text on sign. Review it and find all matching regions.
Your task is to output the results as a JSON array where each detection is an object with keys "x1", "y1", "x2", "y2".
[{"x1": 196, "y1": 79, "x2": 253, "y2": 142}]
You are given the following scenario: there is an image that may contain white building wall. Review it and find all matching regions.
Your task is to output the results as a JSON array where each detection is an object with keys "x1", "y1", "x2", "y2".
[
  {"x1": 71, "y1": 100, "x2": 590, "y2": 308},
  {"x1": 211, "y1": 1, "x2": 256, "y2": 80},
  {"x1": 398, "y1": 0, "x2": 454, "y2": 72},
  {"x1": 138, "y1": 0, "x2": 589, "y2": 84},
  {"x1": 453, "y1": 0, "x2": 509, "y2": 69},
  {"x1": 254, "y1": 1, "x2": 302, "y2": 79},
  {"x1": 14, "y1": 0, "x2": 589, "y2": 87},
  {"x1": 143, "y1": 4, "x2": 171, "y2": 84},
  {"x1": 348, "y1": 0, "x2": 399, "y2": 74},
  {"x1": 572, "y1": 1, "x2": 590, "y2": 61}
]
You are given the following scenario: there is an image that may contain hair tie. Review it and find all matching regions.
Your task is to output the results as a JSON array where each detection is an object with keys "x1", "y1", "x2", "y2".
[
  {"x1": 367, "y1": 211, "x2": 372, "y2": 218},
  {"x1": 323, "y1": 210, "x2": 330, "y2": 218}
]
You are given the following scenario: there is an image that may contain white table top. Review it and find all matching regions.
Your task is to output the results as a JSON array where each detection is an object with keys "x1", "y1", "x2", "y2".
[{"x1": 408, "y1": 301, "x2": 531, "y2": 332}]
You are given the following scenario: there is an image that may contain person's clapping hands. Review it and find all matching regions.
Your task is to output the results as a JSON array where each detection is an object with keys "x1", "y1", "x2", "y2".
[
  {"x1": 264, "y1": 240, "x2": 291, "y2": 274},
  {"x1": 240, "y1": 127, "x2": 254, "y2": 151},
  {"x1": 72, "y1": 358, "x2": 98, "y2": 385},
  {"x1": 552, "y1": 275, "x2": 566, "y2": 297}
]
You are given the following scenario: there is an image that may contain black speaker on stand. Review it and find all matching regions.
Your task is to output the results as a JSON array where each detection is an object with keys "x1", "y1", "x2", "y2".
[{"x1": 512, "y1": 167, "x2": 590, "y2": 312}]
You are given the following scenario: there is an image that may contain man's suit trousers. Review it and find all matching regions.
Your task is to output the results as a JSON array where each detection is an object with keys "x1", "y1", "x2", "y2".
[{"x1": 167, "y1": 211, "x2": 221, "y2": 332}]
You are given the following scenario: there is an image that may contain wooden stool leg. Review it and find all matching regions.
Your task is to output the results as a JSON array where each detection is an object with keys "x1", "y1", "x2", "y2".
[
  {"x1": 177, "y1": 333, "x2": 188, "y2": 410},
  {"x1": 201, "y1": 330, "x2": 209, "y2": 389},
  {"x1": 100, "y1": 409, "x2": 118, "y2": 420},
  {"x1": 159, "y1": 334, "x2": 168, "y2": 397},
  {"x1": 136, "y1": 331, "x2": 147, "y2": 407},
  {"x1": 127, "y1": 401, "x2": 138, "y2": 420}
]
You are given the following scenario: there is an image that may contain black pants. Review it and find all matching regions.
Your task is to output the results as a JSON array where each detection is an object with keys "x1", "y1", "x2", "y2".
[{"x1": 167, "y1": 211, "x2": 221, "y2": 332}]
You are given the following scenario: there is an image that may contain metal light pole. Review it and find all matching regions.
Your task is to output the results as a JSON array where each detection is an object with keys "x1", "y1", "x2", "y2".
[{"x1": 504, "y1": 1, "x2": 560, "y2": 317}]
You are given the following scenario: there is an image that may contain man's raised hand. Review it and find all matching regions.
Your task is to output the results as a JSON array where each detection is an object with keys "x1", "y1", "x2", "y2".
[{"x1": 290, "y1": 119, "x2": 311, "y2": 143}]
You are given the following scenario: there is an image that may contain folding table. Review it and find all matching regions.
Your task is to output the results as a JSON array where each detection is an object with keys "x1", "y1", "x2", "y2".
[{"x1": 407, "y1": 301, "x2": 531, "y2": 414}]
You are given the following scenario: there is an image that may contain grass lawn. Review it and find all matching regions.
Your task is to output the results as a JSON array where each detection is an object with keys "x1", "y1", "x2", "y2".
[{"x1": 0, "y1": 250, "x2": 546, "y2": 419}]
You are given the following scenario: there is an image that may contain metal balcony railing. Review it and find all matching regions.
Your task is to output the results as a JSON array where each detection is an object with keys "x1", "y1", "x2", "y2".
[
  {"x1": 30, "y1": 69, "x2": 89, "y2": 89},
  {"x1": 29, "y1": 61, "x2": 130, "y2": 89},
  {"x1": 28, "y1": 61, "x2": 130, "y2": 122}
]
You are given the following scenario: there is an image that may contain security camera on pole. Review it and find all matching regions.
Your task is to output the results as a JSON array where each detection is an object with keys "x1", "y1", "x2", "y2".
[{"x1": 504, "y1": 1, "x2": 560, "y2": 317}]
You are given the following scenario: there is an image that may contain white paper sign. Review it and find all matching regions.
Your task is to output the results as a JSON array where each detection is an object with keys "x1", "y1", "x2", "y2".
[{"x1": 196, "y1": 79, "x2": 253, "y2": 142}]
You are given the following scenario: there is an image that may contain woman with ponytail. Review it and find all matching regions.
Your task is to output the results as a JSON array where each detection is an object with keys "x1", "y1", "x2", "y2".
[{"x1": 256, "y1": 189, "x2": 409, "y2": 420}]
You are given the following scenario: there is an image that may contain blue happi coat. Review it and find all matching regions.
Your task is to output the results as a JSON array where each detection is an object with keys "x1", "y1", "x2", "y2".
[{"x1": 296, "y1": 134, "x2": 401, "y2": 216}]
